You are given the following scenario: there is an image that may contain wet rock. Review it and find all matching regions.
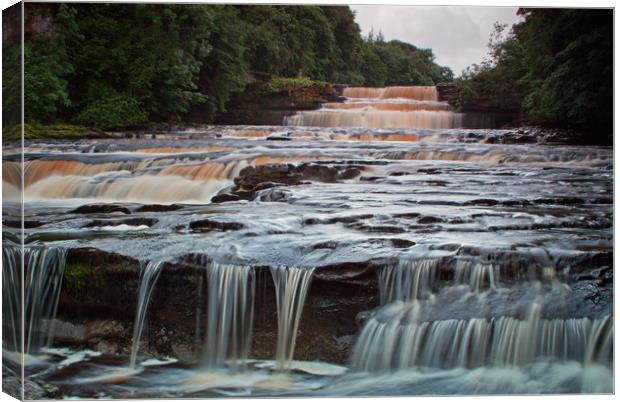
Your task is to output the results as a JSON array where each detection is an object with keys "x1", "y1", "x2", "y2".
[
  {"x1": 333, "y1": 335, "x2": 356, "y2": 350},
  {"x1": 135, "y1": 204, "x2": 183, "y2": 212},
  {"x1": 299, "y1": 164, "x2": 340, "y2": 183},
  {"x1": 348, "y1": 223, "x2": 407, "y2": 233},
  {"x1": 425, "y1": 180, "x2": 449, "y2": 186},
  {"x1": 417, "y1": 216, "x2": 444, "y2": 224},
  {"x1": 85, "y1": 320, "x2": 126, "y2": 340},
  {"x1": 465, "y1": 199, "x2": 499, "y2": 206},
  {"x1": 71, "y1": 204, "x2": 131, "y2": 215},
  {"x1": 256, "y1": 187, "x2": 292, "y2": 202},
  {"x1": 230, "y1": 163, "x2": 366, "y2": 202},
  {"x1": 253, "y1": 181, "x2": 283, "y2": 192},
  {"x1": 338, "y1": 167, "x2": 362, "y2": 180},
  {"x1": 533, "y1": 197, "x2": 585, "y2": 205},
  {"x1": 501, "y1": 199, "x2": 532, "y2": 206},
  {"x1": 417, "y1": 168, "x2": 441, "y2": 174},
  {"x1": 83, "y1": 217, "x2": 157, "y2": 228},
  {"x1": 313, "y1": 261, "x2": 377, "y2": 284},
  {"x1": 328, "y1": 214, "x2": 375, "y2": 224},
  {"x1": 311, "y1": 241, "x2": 339, "y2": 250},
  {"x1": 3, "y1": 219, "x2": 44, "y2": 229},
  {"x1": 304, "y1": 217, "x2": 322, "y2": 225},
  {"x1": 235, "y1": 164, "x2": 303, "y2": 189},
  {"x1": 355, "y1": 310, "x2": 372, "y2": 328},
  {"x1": 66, "y1": 247, "x2": 139, "y2": 270},
  {"x1": 266, "y1": 135, "x2": 292, "y2": 141},
  {"x1": 359, "y1": 176, "x2": 383, "y2": 181},
  {"x1": 393, "y1": 212, "x2": 421, "y2": 219},
  {"x1": 368, "y1": 238, "x2": 415, "y2": 248},
  {"x1": 347, "y1": 222, "x2": 407, "y2": 233},
  {"x1": 170, "y1": 342, "x2": 195, "y2": 362},
  {"x1": 3, "y1": 373, "x2": 63, "y2": 400},
  {"x1": 42, "y1": 319, "x2": 86, "y2": 343},
  {"x1": 92, "y1": 339, "x2": 119, "y2": 355},
  {"x1": 189, "y1": 219, "x2": 245, "y2": 232},
  {"x1": 211, "y1": 192, "x2": 242, "y2": 203},
  {"x1": 388, "y1": 239, "x2": 416, "y2": 248}
]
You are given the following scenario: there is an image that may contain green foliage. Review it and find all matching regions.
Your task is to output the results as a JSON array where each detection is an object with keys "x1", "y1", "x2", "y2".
[
  {"x1": 63, "y1": 263, "x2": 91, "y2": 294},
  {"x1": 74, "y1": 93, "x2": 147, "y2": 129},
  {"x1": 3, "y1": 123, "x2": 106, "y2": 142},
  {"x1": 455, "y1": 10, "x2": 612, "y2": 139},
  {"x1": 63, "y1": 262, "x2": 104, "y2": 296},
  {"x1": 15, "y1": 4, "x2": 453, "y2": 129},
  {"x1": 264, "y1": 77, "x2": 330, "y2": 93}
]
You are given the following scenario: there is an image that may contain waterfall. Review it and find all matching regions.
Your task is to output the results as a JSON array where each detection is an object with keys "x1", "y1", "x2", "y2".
[
  {"x1": 128, "y1": 260, "x2": 166, "y2": 369},
  {"x1": 379, "y1": 258, "x2": 501, "y2": 304},
  {"x1": 343, "y1": 86, "x2": 439, "y2": 100},
  {"x1": 285, "y1": 85, "x2": 465, "y2": 129},
  {"x1": 128, "y1": 260, "x2": 256, "y2": 370},
  {"x1": 2, "y1": 245, "x2": 67, "y2": 355},
  {"x1": 353, "y1": 256, "x2": 612, "y2": 373},
  {"x1": 270, "y1": 266, "x2": 315, "y2": 370},
  {"x1": 453, "y1": 260, "x2": 499, "y2": 292},
  {"x1": 203, "y1": 262, "x2": 255, "y2": 369},
  {"x1": 12, "y1": 159, "x2": 248, "y2": 203},
  {"x1": 351, "y1": 302, "x2": 613, "y2": 371},
  {"x1": 379, "y1": 259, "x2": 440, "y2": 304}
]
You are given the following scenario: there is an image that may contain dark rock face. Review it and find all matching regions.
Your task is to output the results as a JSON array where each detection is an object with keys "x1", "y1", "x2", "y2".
[
  {"x1": 435, "y1": 82, "x2": 458, "y2": 103},
  {"x1": 56, "y1": 249, "x2": 380, "y2": 365},
  {"x1": 214, "y1": 81, "x2": 341, "y2": 126},
  {"x1": 71, "y1": 204, "x2": 131, "y2": 215},
  {"x1": 235, "y1": 164, "x2": 304, "y2": 189},
  {"x1": 213, "y1": 163, "x2": 364, "y2": 203},
  {"x1": 3, "y1": 219, "x2": 44, "y2": 229},
  {"x1": 211, "y1": 193, "x2": 242, "y2": 203},
  {"x1": 52, "y1": 244, "x2": 612, "y2": 366},
  {"x1": 189, "y1": 219, "x2": 245, "y2": 232},
  {"x1": 135, "y1": 204, "x2": 183, "y2": 212},
  {"x1": 83, "y1": 218, "x2": 158, "y2": 228}
]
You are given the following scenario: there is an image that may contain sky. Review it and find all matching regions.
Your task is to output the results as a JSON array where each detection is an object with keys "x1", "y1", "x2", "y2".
[{"x1": 351, "y1": 6, "x2": 522, "y2": 76}]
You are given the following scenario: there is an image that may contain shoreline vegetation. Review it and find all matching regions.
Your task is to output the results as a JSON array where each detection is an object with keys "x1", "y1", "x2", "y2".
[{"x1": 2, "y1": 5, "x2": 612, "y2": 144}]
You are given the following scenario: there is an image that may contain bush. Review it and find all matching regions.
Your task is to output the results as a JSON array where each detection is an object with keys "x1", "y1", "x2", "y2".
[
  {"x1": 3, "y1": 123, "x2": 107, "y2": 142},
  {"x1": 74, "y1": 94, "x2": 147, "y2": 129}
]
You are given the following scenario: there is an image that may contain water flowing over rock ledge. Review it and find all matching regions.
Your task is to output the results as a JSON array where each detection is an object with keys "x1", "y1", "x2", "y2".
[{"x1": 2, "y1": 92, "x2": 613, "y2": 397}]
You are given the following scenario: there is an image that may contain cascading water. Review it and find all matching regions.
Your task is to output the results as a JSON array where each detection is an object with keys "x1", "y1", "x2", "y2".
[
  {"x1": 379, "y1": 259, "x2": 441, "y2": 304},
  {"x1": 128, "y1": 260, "x2": 256, "y2": 370},
  {"x1": 285, "y1": 86, "x2": 465, "y2": 129},
  {"x1": 270, "y1": 266, "x2": 315, "y2": 370},
  {"x1": 352, "y1": 257, "x2": 613, "y2": 374},
  {"x1": 2, "y1": 245, "x2": 67, "y2": 356},
  {"x1": 7, "y1": 158, "x2": 249, "y2": 204},
  {"x1": 129, "y1": 260, "x2": 166, "y2": 369},
  {"x1": 4, "y1": 120, "x2": 612, "y2": 397},
  {"x1": 352, "y1": 304, "x2": 613, "y2": 371},
  {"x1": 203, "y1": 262, "x2": 255, "y2": 369},
  {"x1": 453, "y1": 260, "x2": 499, "y2": 292}
]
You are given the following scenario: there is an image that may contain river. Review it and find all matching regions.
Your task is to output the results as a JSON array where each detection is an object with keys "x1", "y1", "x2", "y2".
[{"x1": 2, "y1": 86, "x2": 613, "y2": 398}]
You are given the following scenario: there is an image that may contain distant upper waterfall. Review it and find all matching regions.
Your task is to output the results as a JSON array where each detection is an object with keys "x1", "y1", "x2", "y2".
[{"x1": 284, "y1": 85, "x2": 465, "y2": 129}]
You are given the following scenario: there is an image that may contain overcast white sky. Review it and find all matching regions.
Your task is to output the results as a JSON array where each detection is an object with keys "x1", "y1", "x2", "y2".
[{"x1": 351, "y1": 6, "x2": 522, "y2": 76}]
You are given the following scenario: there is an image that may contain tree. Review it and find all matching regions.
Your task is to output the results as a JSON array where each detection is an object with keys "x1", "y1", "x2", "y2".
[{"x1": 454, "y1": 9, "x2": 612, "y2": 140}]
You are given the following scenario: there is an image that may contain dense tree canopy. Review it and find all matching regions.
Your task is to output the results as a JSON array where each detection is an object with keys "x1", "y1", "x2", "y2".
[
  {"x1": 454, "y1": 8, "x2": 612, "y2": 139},
  {"x1": 6, "y1": 3, "x2": 451, "y2": 129}
]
